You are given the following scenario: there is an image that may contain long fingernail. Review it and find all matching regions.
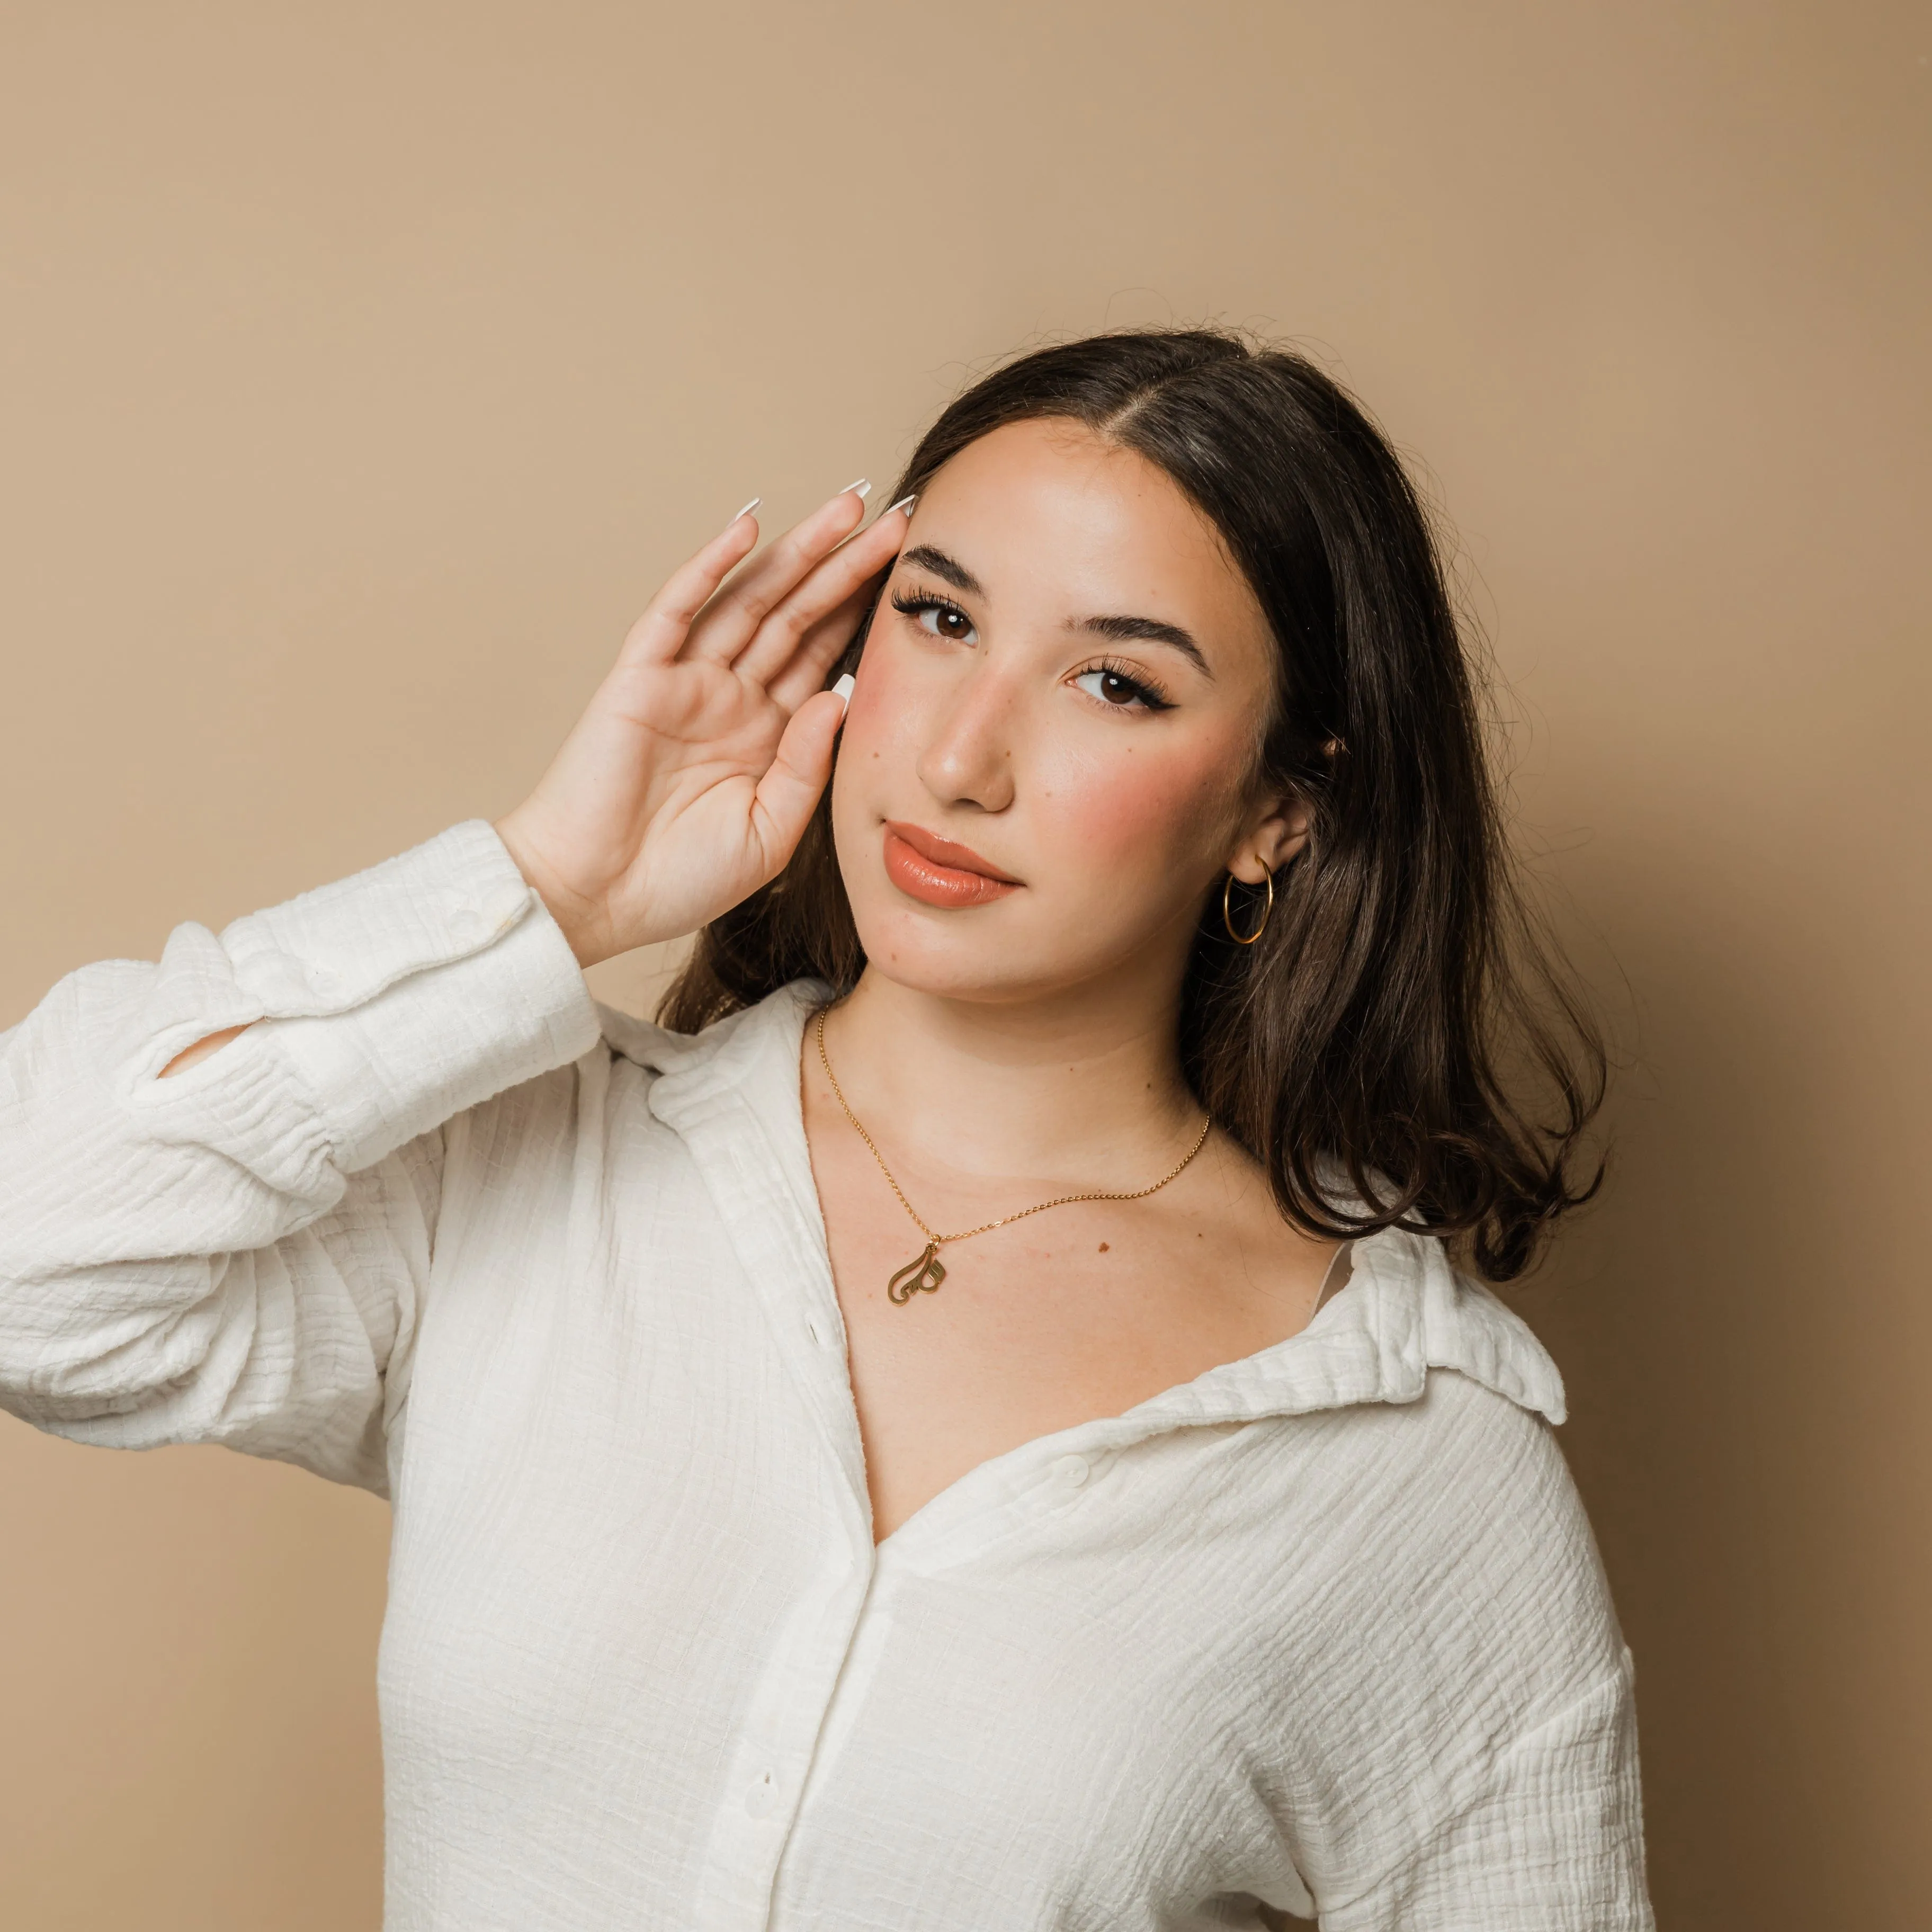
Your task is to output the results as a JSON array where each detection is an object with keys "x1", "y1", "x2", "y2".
[
  {"x1": 831, "y1": 672, "x2": 856, "y2": 705},
  {"x1": 840, "y1": 478, "x2": 872, "y2": 499},
  {"x1": 883, "y1": 493, "x2": 916, "y2": 518},
  {"x1": 731, "y1": 496, "x2": 762, "y2": 523}
]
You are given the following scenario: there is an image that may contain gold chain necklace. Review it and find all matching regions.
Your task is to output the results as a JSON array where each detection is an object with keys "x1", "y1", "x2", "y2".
[{"x1": 813, "y1": 1007, "x2": 1214, "y2": 1304}]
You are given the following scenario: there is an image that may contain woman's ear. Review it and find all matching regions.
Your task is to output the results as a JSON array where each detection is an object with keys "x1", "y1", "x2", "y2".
[{"x1": 1224, "y1": 793, "x2": 1310, "y2": 884}]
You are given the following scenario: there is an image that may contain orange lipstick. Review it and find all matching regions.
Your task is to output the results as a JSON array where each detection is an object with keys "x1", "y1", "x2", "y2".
[{"x1": 881, "y1": 820, "x2": 1022, "y2": 909}]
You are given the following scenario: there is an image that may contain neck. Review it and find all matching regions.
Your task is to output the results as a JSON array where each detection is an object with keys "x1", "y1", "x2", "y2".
[{"x1": 818, "y1": 952, "x2": 1201, "y2": 1189}]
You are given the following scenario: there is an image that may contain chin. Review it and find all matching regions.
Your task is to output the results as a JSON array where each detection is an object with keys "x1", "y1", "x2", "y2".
[
  {"x1": 843, "y1": 888, "x2": 1149, "y2": 1008},
  {"x1": 849, "y1": 898, "x2": 1045, "y2": 1002}
]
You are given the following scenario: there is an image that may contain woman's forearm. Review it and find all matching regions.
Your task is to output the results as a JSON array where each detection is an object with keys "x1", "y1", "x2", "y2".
[{"x1": 0, "y1": 821, "x2": 600, "y2": 1479}]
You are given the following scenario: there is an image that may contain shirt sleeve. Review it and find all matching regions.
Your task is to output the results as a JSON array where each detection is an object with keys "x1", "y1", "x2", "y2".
[
  {"x1": 1319, "y1": 1660, "x2": 1650, "y2": 1931},
  {"x1": 0, "y1": 820, "x2": 601, "y2": 1495},
  {"x1": 1287, "y1": 1379, "x2": 1655, "y2": 1932}
]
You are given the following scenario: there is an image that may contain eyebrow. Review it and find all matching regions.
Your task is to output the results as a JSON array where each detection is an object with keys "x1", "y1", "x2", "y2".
[
  {"x1": 1076, "y1": 613, "x2": 1211, "y2": 676},
  {"x1": 899, "y1": 543, "x2": 1210, "y2": 676},
  {"x1": 899, "y1": 544, "x2": 985, "y2": 596}
]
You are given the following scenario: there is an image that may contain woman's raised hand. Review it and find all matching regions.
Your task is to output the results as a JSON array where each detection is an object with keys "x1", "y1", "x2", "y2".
[{"x1": 495, "y1": 486, "x2": 908, "y2": 968}]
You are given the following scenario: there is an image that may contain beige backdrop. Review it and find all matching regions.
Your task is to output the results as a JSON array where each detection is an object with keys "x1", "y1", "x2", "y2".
[{"x1": 3, "y1": 2, "x2": 1927, "y2": 1925}]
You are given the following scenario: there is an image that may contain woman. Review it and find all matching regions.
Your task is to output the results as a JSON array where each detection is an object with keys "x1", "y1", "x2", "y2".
[{"x1": 2, "y1": 330, "x2": 1651, "y2": 1929}]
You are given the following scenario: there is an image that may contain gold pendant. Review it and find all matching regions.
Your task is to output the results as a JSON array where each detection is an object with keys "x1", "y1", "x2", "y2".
[{"x1": 887, "y1": 1242, "x2": 946, "y2": 1304}]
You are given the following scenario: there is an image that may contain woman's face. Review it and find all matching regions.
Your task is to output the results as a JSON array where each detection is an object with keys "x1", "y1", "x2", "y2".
[{"x1": 831, "y1": 416, "x2": 1304, "y2": 1006}]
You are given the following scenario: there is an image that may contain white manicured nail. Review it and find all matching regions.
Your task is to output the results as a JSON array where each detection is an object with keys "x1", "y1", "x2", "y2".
[
  {"x1": 831, "y1": 673, "x2": 856, "y2": 704},
  {"x1": 731, "y1": 496, "x2": 762, "y2": 523},
  {"x1": 840, "y1": 478, "x2": 872, "y2": 499},
  {"x1": 883, "y1": 494, "x2": 917, "y2": 518}
]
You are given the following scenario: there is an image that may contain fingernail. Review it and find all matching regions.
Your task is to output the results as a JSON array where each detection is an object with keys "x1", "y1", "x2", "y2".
[
  {"x1": 840, "y1": 478, "x2": 872, "y2": 499},
  {"x1": 731, "y1": 496, "x2": 762, "y2": 523},
  {"x1": 831, "y1": 673, "x2": 856, "y2": 704},
  {"x1": 883, "y1": 494, "x2": 917, "y2": 518}
]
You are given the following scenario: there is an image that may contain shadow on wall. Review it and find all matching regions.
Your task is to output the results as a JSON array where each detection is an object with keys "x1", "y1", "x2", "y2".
[{"x1": 1521, "y1": 843, "x2": 1931, "y2": 1928}]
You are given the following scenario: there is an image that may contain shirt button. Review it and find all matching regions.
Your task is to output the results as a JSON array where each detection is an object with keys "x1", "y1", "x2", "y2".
[
  {"x1": 744, "y1": 1771, "x2": 778, "y2": 1818},
  {"x1": 1053, "y1": 1454, "x2": 1090, "y2": 1488}
]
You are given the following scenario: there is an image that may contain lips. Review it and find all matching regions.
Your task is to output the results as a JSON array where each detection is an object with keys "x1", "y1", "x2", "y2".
[{"x1": 881, "y1": 820, "x2": 1022, "y2": 909}]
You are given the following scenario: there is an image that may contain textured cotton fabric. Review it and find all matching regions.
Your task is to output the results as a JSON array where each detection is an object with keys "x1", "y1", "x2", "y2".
[{"x1": 1, "y1": 821, "x2": 1653, "y2": 1931}]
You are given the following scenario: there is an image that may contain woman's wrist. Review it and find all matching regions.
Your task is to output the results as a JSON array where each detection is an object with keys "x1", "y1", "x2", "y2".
[{"x1": 493, "y1": 813, "x2": 610, "y2": 970}]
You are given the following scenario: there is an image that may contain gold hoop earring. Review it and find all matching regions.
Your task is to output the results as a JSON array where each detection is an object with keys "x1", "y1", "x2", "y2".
[{"x1": 1222, "y1": 870, "x2": 1274, "y2": 945}]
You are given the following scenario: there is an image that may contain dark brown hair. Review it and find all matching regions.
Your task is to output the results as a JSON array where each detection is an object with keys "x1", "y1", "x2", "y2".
[{"x1": 661, "y1": 328, "x2": 1605, "y2": 1280}]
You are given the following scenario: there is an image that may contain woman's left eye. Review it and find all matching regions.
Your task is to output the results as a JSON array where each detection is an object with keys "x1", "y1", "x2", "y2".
[{"x1": 1073, "y1": 666, "x2": 1168, "y2": 711}]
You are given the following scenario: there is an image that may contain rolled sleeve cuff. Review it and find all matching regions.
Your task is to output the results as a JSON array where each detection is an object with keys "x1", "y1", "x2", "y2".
[{"x1": 127, "y1": 821, "x2": 601, "y2": 1182}]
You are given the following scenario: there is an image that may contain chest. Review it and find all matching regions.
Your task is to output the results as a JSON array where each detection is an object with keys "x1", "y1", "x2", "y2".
[{"x1": 802, "y1": 1097, "x2": 1333, "y2": 1543}]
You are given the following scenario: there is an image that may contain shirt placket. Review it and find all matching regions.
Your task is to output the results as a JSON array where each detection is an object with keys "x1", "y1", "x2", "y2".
[
  {"x1": 651, "y1": 1066, "x2": 882, "y2": 1929},
  {"x1": 692, "y1": 1528, "x2": 878, "y2": 1931}
]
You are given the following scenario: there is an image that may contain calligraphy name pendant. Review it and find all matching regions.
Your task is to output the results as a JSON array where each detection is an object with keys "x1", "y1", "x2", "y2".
[{"x1": 887, "y1": 1242, "x2": 947, "y2": 1304}]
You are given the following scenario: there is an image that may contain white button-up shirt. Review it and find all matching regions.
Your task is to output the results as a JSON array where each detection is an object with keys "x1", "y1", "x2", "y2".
[{"x1": 1, "y1": 822, "x2": 1653, "y2": 1930}]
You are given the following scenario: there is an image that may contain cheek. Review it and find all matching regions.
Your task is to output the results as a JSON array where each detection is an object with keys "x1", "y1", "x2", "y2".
[
  {"x1": 837, "y1": 636, "x2": 931, "y2": 775},
  {"x1": 1034, "y1": 734, "x2": 1242, "y2": 881},
  {"x1": 828, "y1": 641, "x2": 929, "y2": 865}
]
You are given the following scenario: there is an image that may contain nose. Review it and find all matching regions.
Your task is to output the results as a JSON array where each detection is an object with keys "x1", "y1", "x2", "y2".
[{"x1": 915, "y1": 658, "x2": 1017, "y2": 814}]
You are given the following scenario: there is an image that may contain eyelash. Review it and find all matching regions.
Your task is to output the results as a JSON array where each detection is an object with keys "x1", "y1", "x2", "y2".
[
  {"x1": 890, "y1": 589, "x2": 974, "y2": 638},
  {"x1": 889, "y1": 591, "x2": 1175, "y2": 713},
  {"x1": 1080, "y1": 656, "x2": 1174, "y2": 712}
]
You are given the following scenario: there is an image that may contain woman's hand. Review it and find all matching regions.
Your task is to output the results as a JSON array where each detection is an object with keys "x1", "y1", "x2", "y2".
[{"x1": 495, "y1": 486, "x2": 908, "y2": 968}]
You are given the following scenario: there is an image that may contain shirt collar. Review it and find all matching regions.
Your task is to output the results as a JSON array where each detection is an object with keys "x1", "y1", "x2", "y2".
[{"x1": 604, "y1": 982, "x2": 1566, "y2": 1434}]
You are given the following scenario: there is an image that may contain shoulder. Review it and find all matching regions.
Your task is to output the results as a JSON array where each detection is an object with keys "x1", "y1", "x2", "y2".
[
  {"x1": 1330, "y1": 1223, "x2": 1568, "y2": 1424},
  {"x1": 1281, "y1": 1229, "x2": 1612, "y2": 1641},
  {"x1": 1269, "y1": 1267, "x2": 1632, "y2": 1867},
  {"x1": 1336, "y1": 1368, "x2": 1604, "y2": 1622},
  {"x1": 1268, "y1": 1320, "x2": 1643, "y2": 1922},
  {"x1": 1283, "y1": 1368, "x2": 1644, "y2": 1923}
]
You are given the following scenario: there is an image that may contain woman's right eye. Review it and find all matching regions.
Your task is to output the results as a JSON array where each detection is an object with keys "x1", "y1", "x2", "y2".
[{"x1": 890, "y1": 592, "x2": 978, "y2": 646}]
